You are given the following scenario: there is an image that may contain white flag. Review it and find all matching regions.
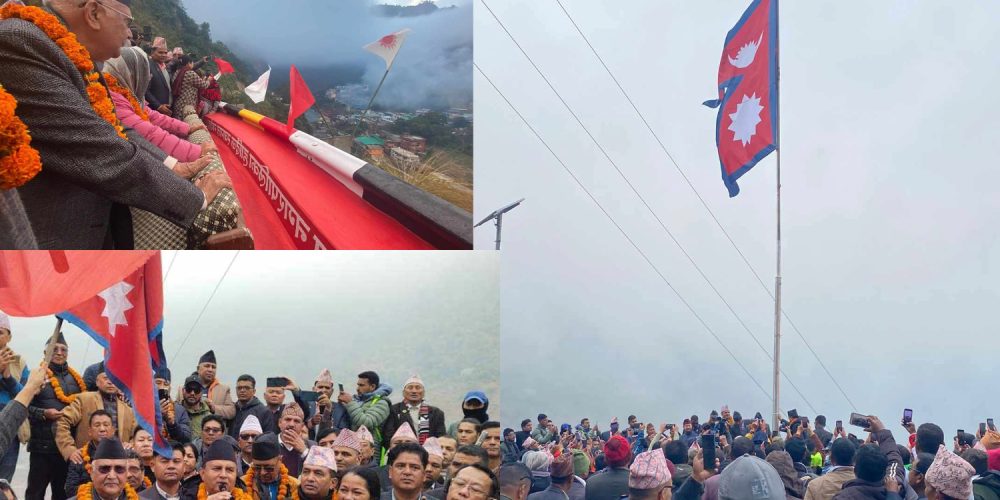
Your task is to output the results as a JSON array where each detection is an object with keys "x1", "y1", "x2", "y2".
[
  {"x1": 363, "y1": 29, "x2": 411, "y2": 70},
  {"x1": 244, "y1": 67, "x2": 271, "y2": 104}
]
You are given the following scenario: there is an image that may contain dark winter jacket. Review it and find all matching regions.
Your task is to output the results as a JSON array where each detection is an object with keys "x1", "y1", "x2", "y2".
[
  {"x1": 832, "y1": 430, "x2": 904, "y2": 500},
  {"x1": 229, "y1": 397, "x2": 275, "y2": 440},
  {"x1": 27, "y1": 362, "x2": 82, "y2": 454},
  {"x1": 383, "y1": 401, "x2": 446, "y2": 446},
  {"x1": 974, "y1": 471, "x2": 1000, "y2": 500}
]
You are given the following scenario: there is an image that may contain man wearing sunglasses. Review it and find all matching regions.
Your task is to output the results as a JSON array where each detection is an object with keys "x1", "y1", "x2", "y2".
[
  {"x1": 237, "y1": 415, "x2": 264, "y2": 476},
  {"x1": 0, "y1": 0, "x2": 232, "y2": 250},
  {"x1": 248, "y1": 433, "x2": 299, "y2": 500},
  {"x1": 68, "y1": 437, "x2": 130, "y2": 500},
  {"x1": 179, "y1": 376, "x2": 212, "y2": 441}
]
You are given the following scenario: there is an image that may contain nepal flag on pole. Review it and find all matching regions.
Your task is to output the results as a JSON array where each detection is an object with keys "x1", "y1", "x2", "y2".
[{"x1": 704, "y1": 0, "x2": 778, "y2": 198}]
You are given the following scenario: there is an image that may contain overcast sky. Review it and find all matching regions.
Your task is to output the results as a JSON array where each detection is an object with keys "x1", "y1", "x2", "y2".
[
  {"x1": 477, "y1": 0, "x2": 1000, "y2": 435},
  {"x1": 181, "y1": 0, "x2": 472, "y2": 109},
  {"x1": 5, "y1": 251, "x2": 498, "y2": 421}
]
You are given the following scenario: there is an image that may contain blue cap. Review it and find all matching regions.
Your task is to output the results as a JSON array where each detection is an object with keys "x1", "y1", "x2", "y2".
[{"x1": 463, "y1": 390, "x2": 488, "y2": 404}]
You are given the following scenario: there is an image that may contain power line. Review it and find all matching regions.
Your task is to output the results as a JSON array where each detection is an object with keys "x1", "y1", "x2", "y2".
[
  {"x1": 169, "y1": 251, "x2": 241, "y2": 364},
  {"x1": 552, "y1": 0, "x2": 857, "y2": 411},
  {"x1": 475, "y1": 62, "x2": 773, "y2": 402},
  {"x1": 163, "y1": 250, "x2": 179, "y2": 283},
  {"x1": 480, "y1": 0, "x2": 816, "y2": 412}
]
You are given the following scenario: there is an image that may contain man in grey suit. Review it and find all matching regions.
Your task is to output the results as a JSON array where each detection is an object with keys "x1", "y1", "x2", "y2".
[
  {"x1": 0, "y1": 0, "x2": 231, "y2": 249},
  {"x1": 138, "y1": 443, "x2": 185, "y2": 500}
]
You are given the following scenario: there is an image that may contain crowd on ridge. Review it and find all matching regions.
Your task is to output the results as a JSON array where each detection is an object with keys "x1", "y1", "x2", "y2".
[
  {"x1": 0, "y1": 313, "x2": 500, "y2": 500},
  {"x1": 498, "y1": 409, "x2": 1000, "y2": 500}
]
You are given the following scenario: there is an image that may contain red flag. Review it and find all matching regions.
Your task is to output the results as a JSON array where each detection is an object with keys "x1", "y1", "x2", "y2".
[
  {"x1": 57, "y1": 253, "x2": 170, "y2": 457},
  {"x1": 213, "y1": 57, "x2": 235, "y2": 75},
  {"x1": 287, "y1": 65, "x2": 315, "y2": 131},
  {"x1": 0, "y1": 251, "x2": 156, "y2": 316},
  {"x1": 703, "y1": 0, "x2": 778, "y2": 197}
]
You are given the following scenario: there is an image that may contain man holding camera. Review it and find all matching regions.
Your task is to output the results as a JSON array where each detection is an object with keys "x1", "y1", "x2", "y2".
[{"x1": 153, "y1": 367, "x2": 192, "y2": 443}]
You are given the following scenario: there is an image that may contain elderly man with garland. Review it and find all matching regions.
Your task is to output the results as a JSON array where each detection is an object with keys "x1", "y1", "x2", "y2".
[
  {"x1": 57, "y1": 367, "x2": 137, "y2": 462},
  {"x1": 67, "y1": 438, "x2": 140, "y2": 500},
  {"x1": 244, "y1": 433, "x2": 299, "y2": 500},
  {"x1": 383, "y1": 375, "x2": 446, "y2": 449},
  {"x1": 298, "y1": 446, "x2": 338, "y2": 500},
  {"x1": 306, "y1": 370, "x2": 349, "y2": 440},
  {"x1": 64, "y1": 410, "x2": 117, "y2": 496},
  {"x1": 276, "y1": 403, "x2": 315, "y2": 476},
  {"x1": 200, "y1": 439, "x2": 252, "y2": 500},
  {"x1": 138, "y1": 442, "x2": 186, "y2": 500},
  {"x1": 179, "y1": 351, "x2": 235, "y2": 421},
  {"x1": 0, "y1": 0, "x2": 232, "y2": 249},
  {"x1": 26, "y1": 332, "x2": 84, "y2": 500},
  {"x1": 0, "y1": 312, "x2": 30, "y2": 481},
  {"x1": 153, "y1": 367, "x2": 192, "y2": 444}
]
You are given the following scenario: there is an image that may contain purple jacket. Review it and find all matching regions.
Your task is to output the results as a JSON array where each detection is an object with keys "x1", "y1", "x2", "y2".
[{"x1": 110, "y1": 91, "x2": 200, "y2": 162}]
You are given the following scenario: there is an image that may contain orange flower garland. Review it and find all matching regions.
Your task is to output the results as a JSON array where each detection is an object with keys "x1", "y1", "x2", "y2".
[
  {"x1": 48, "y1": 366, "x2": 86, "y2": 405},
  {"x1": 76, "y1": 482, "x2": 139, "y2": 500},
  {"x1": 81, "y1": 444, "x2": 92, "y2": 474},
  {"x1": 0, "y1": 4, "x2": 127, "y2": 140},
  {"x1": 243, "y1": 463, "x2": 298, "y2": 500},
  {"x1": 0, "y1": 85, "x2": 42, "y2": 190},
  {"x1": 103, "y1": 73, "x2": 149, "y2": 122},
  {"x1": 196, "y1": 483, "x2": 251, "y2": 500}
]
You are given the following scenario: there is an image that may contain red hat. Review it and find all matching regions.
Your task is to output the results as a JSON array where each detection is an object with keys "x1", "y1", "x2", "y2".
[{"x1": 604, "y1": 435, "x2": 631, "y2": 466}]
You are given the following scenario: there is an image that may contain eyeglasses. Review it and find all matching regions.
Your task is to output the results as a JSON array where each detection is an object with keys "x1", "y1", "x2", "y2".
[
  {"x1": 252, "y1": 464, "x2": 277, "y2": 473},
  {"x1": 96, "y1": 465, "x2": 127, "y2": 475},
  {"x1": 203, "y1": 427, "x2": 223, "y2": 434},
  {"x1": 240, "y1": 433, "x2": 258, "y2": 441},
  {"x1": 450, "y1": 477, "x2": 489, "y2": 496}
]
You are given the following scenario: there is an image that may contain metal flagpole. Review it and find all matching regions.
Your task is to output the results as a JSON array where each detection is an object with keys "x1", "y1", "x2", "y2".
[
  {"x1": 771, "y1": 0, "x2": 783, "y2": 434},
  {"x1": 351, "y1": 67, "x2": 392, "y2": 138}
]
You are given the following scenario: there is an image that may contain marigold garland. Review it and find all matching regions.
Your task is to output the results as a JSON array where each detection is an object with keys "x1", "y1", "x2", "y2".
[
  {"x1": 243, "y1": 463, "x2": 297, "y2": 500},
  {"x1": 48, "y1": 366, "x2": 85, "y2": 405},
  {"x1": 196, "y1": 483, "x2": 251, "y2": 500},
  {"x1": 81, "y1": 443, "x2": 92, "y2": 475},
  {"x1": 76, "y1": 481, "x2": 139, "y2": 500},
  {"x1": 0, "y1": 4, "x2": 127, "y2": 140},
  {"x1": 103, "y1": 73, "x2": 149, "y2": 122},
  {"x1": 0, "y1": 85, "x2": 42, "y2": 190}
]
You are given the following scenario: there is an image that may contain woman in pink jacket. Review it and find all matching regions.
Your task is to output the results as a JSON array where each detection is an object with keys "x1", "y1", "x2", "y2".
[{"x1": 104, "y1": 47, "x2": 217, "y2": 165}]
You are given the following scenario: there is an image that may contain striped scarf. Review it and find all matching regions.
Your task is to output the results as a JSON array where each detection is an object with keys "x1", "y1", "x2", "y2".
[{"x1": 418, "y1": 404, "x2": 430, "y2": 444}]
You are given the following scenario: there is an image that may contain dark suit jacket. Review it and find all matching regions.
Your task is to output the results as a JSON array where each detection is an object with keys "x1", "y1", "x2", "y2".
[
  {"x1": 383, "y1": 402, "x2": 446, "y2": 447},
  {"x1": 146, "y1": 57, "x2": 172, "y2": 111},
  {"x1": 0, "y1": 18, "x2": 203, "y2": 249}
]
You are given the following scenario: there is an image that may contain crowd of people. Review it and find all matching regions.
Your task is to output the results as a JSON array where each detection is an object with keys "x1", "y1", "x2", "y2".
[
  {"x1": 0, "y1": 0, "x2": 234, "y2": 249},
  {"x1": 0, "y1": 313, "x2": 501, "y2": 500},
  {"x1": 500, "y1": 409, "x2": 1000, "y2": 500}
]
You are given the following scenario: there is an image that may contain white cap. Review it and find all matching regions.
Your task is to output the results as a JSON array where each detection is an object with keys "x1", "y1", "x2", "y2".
[{"x1": 239, "y1": 415, "x2": 263, "y2": 434}]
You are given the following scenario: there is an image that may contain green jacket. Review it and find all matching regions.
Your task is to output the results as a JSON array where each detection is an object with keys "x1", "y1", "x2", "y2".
[{"x1": 183, "y1": 401, "x2": 213, "y2": 440}]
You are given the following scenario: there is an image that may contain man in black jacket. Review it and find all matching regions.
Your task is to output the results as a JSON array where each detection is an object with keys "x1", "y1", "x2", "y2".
[
  {"x1": 383, "y1": 375, "x2": 445, "y2": 447},
  {"x1": 833, "y1": 416, "x2": 905, "y2": 500},
  {"x1": 228, "y1": 374, "x2": 275, "y2": 440},
  {"x1": 26, "y1": 333, "x2": 82, "y2": 500}
]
